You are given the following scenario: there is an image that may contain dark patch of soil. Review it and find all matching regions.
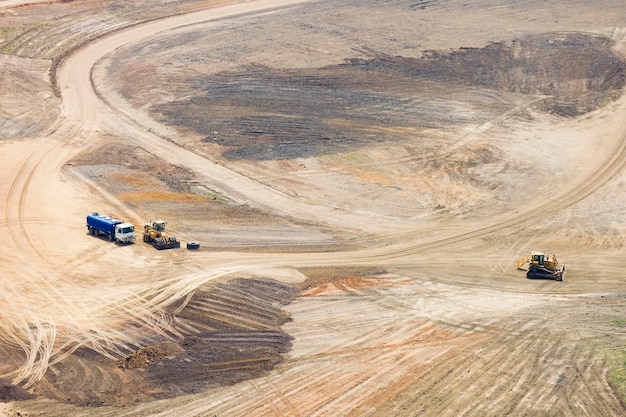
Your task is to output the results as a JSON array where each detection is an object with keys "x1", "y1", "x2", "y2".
[
  {"x1": 142, "y1": 330, "x2": 291, "y2": 398},
  {"x1": 152, "y1": 32, "x2": 625, "y2": 161},
  {"x1": 370, "y1": 32, "x2": 625, "y2": 116},
  {"x1": 153, "y1": 63, "x2": 462, "y2": 161},
  {"x1": 27, "y1": 278, "x2": 297, "y2": 406},
  {"x1": 0, "y1": 379, "x2": 31, "y2": 402}
]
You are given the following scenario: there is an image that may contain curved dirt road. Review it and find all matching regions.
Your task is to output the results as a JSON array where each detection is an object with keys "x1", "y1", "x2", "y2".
[
  {"x1": 75, "y1": 2, "x2": 626, "y2": 260},
  {"x1": 56, "y1": 0, "x2": 626, "y2": 242},
  {"x1": 2, "y1": 0, "x2": 626, "y2": 415}
]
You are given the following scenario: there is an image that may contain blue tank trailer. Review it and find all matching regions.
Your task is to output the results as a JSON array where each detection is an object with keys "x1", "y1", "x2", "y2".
[{"x1": 86, "y1": 212, "x2": 136, "y2": 244}]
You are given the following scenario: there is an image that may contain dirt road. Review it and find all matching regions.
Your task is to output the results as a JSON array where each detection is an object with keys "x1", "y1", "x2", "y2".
[{"x1": 1, "y1": 0, "x2": 626, "y2": 416}]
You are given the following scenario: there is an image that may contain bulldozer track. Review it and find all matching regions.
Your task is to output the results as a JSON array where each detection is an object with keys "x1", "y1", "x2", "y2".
[
  {"x1": 77, "y1": 3, "x2": 626, "y2": 254},
  {"x1": 2, "y1": 0, "x2": 626, "y2": 415}
]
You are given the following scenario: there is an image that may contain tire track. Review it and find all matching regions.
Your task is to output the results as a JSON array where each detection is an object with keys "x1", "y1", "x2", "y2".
[
  {"x1": 376, "y1": 324, "x2": 548, "y2": 416},
  {"x1": 186, "y1": 283, "x2": 485, "y2": 417},
  {"x1": 3, "y1": 0, "x2": 626, "y2": 413},
  {"x1": 331, "y1": 112, "x2": 626, "y2": 260},
  {"x1": 4, "y1": 142, "x2": 49, "y2": 257}
]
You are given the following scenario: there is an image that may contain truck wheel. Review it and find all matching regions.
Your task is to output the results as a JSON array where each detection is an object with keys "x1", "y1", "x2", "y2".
[{"x1": 187, "y1": 242, "x2": 200, "y2": 250}]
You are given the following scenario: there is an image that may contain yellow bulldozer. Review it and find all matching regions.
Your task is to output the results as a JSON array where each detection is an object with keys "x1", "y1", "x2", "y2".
[
  {"x1": 143, "y1": 220, "x2": 180, "y2": 250},
  {"x1": 516, "y1": 251, "x2": 565, "y2": 281}
]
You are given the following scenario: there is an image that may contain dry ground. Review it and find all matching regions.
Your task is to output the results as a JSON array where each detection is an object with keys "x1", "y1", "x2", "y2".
[{"x1": 1, "y1": 0, "x2": 626, "y2": 416}]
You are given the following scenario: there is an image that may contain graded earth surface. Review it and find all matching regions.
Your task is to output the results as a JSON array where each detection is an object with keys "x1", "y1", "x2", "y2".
[{"x1": 1, "y1": 0, "x2": 626, "y2": 416}]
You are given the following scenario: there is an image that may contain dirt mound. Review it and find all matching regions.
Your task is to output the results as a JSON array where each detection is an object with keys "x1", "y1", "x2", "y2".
[
  {"x1": 141, "y1": 330, "x2": 292, "y2": 398},
  {"x1": 117, "y1": 341, "x2": 183, "y2": 369}
]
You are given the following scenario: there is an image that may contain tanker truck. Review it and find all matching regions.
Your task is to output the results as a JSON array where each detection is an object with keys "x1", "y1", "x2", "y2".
[{"x1": 86, "y1": 212, "x2": 136, "y2": 244}]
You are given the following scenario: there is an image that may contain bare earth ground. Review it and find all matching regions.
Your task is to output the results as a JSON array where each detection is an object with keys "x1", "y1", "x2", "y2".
[{"x1": 1, "y1": 0, "x2": 626, "y2": 416}]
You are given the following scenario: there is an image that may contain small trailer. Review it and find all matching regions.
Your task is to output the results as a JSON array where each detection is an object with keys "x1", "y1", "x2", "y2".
[{"x1": 86, "y1": 212, "x2": 136, "y2": 244}]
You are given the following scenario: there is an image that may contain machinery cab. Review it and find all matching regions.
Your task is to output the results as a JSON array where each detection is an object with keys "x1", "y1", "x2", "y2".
[
  {"x1": 531, "y1": 252, "x2": 544, "y2": 265},
  {"x1": 144, "y1": 220, "x2": 167, "y2": 239},
  {"x1": 530, "y1": 251, "x2": 559, "y2": 270},
  {"x1": 152, "y1": 220, "x2": 166, "y2": 232}
]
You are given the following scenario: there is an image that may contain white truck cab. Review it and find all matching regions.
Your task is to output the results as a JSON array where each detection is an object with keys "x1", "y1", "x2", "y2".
[{"x1": 114, "y1": 222, "x2": 136, "y2": 243}]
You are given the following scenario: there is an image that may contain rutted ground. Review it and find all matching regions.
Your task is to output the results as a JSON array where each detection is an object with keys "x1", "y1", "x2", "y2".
[
  {"x1": 1, "y1": 0, "x2": 626, "y2": 416},
  {"x1": 15, "y1": 270, "x2": 624, "y2": 415},
  {"x1": 28, "y1": 278, "x2": 296, "y2": 406}
]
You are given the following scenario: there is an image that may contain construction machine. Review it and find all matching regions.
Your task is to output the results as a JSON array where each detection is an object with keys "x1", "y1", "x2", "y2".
[
  {"x1": 143, "y1": 220, "x2": 180, "y2": 250},
  {"x1": 516, "y1": 251, "x2": 565, "y2": 281}
]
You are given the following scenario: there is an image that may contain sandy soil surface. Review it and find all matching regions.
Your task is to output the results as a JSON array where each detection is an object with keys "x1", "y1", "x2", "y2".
[{"x1": 1, "y1": 0, "x2": 626, "y2": 416}]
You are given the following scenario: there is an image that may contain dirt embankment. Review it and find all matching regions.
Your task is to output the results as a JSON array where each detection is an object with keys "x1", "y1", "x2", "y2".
[
  {"x1": 69, "y1": 142, "x2": 293, "y2": 226},
  {"x1": 26, "y1": 277, "x2": 296, "y2": 406}
]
